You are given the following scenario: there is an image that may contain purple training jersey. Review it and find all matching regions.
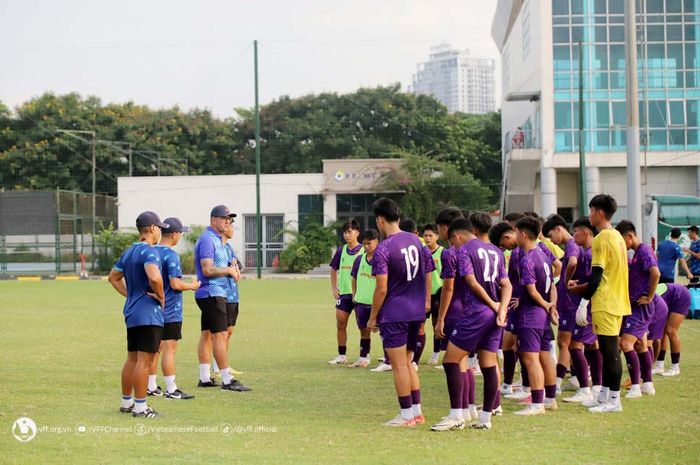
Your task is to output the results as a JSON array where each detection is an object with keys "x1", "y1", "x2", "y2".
[
  {"x1": 440, "y1": 246, "x2": 465, "y2": 323},
  {"x1": 662, "y1": 283, "x2": 691, "y2": 316},
  {"x1": 569, "y1": 246, "x2": 592, "y2": 309},
  {"x1": 557, "y1": 239, "x2": 583, "y2": 313},
  {"x1": 517, "y1": 247, "x2": 554, "y2": 330},
  {"x1": 372, "y1": 231, "x2": 435, "y2": 324},
  {"x1": 628, "y1": 243, "x2": 658, "y2": 303},
  {"x1": 508, "y1": 247, "x2": 524, "y2": 300},
  {"x1": 459, "y1": 239, "x2": 507, "y2": 314}
]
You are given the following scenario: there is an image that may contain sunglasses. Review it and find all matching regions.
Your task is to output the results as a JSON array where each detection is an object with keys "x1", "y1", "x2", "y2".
[{"x1": 216, "y1": 216, "x2": 235, "y2": 224}]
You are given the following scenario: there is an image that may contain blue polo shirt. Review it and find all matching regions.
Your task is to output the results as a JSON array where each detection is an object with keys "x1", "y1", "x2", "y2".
[
  {"x1": 657, "y1": 239, "x2": 683, "y2": 280},
  {"x1": 689, "y1": 239, "x2": 700, "y2": 275},
  {"x1": 157, "y1": 245, "x2": 184, "y2": 323},
  {"x1": 225, "y1": 243, "x2": 239, "y2": 303},
  {"x1": 113, "y1": 242, "x2": 164, "y2": 328},
  {"x1": 194, "y1": 226, "x2": 229, "y2": 299}
]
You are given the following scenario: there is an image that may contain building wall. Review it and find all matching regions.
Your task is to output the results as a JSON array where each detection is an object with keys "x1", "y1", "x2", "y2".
[{"x1": 117, "y1": 173, "x2": 324, "y2": 255}]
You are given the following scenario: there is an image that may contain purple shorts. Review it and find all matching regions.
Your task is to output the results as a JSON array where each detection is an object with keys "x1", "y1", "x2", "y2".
[
  {"x1": 517, "y1": 327, "x2": 554, "y2": 353},
  {"x1": 621, "y1": 304, "x2": 651, "y2": 340},
  {"x1": 558, "y1": 306, "x2": 576, "y2": 333},
  {"x1": 440, "y1": 318, "x2": 458, "y2": 351},
  {"x1": 335, "y1": 294, "x2": 354, "y2": 313},
  {"x1": 379, "y1": 320, "x2": 421, "y2": 351},
  {"x1": 449, "y1": 310, "x2": 503, "y2": 354},
  {"x1": 648, "y1": 295, "x2": 669, "y2": 341},
  {"x1": 662, "y1": 286, "x2": 691, "y2": 316},
  {"x1": 506, "y1": 309, "x2": 518, "y2": 333},
  {"x1": 572, "y1": 322, "x2": 597, "y2": 345},
  {"x1": 355, "y1": 303, "x2": 371, "y2": 329}
]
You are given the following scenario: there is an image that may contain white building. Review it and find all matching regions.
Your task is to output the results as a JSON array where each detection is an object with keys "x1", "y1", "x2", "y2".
[
  {"x1": 117, "y1": 159, "x2": 404, "y2": 269},
  {"x1": 492, "y1": 0, "x2": 700, "y2": 224},
  {"x1": 410, "y1": 43, "x2": 496, "y2": 114}
]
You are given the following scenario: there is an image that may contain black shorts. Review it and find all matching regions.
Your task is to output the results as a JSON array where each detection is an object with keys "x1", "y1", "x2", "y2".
[
  {"x1": 127, "y1": 325, "x2": 163, "y2": 353},
  {"x1": 227, "y1": 302, "x2": 239, "y2": 327},
  {"x1": 162, "y1": 322, "x2": 183, "y2": 341},
  {"x1": 426, "y1": 291, "x2": 441, "y2": 320},
  {"x1": 196, "y1": 297, "x2": 228, "y2": 334},
  {"x1": 659, "y1": 276, "x2": 675, "y2": 284}
]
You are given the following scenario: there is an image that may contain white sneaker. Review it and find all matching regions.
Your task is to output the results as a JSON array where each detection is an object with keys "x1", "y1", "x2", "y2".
[
  {"x1": 652, "y1": 363, "x2": 665, "y2": 375},
  {"x1": 468, "y1": 404, "x2": 479, "y2": 421},
  {"x1": 469, "y1": 421, "x2": 492, "y2": 430},
  {"x1": 430, "y1": 416, "x2": 465, "y2": 431},
  {"x1": 427, "y1": 352, "x2": 440, "y2": 365},
  {"x1": 661, "y1": 366, "x2": 680, "y2": 377},
  {"x1": 492, "y1": 405, "x2": 503, "y2": 416},
  {"x1": 504, "y1": 389, "x2": 530, "y2": 400},
  {"x1": 563, "y1": 389, "x2": 593, "y2": 404},
  {"x1": 544, "y1": 399, "x2": 558, "y2": 411},
  {"x1": 591, "y1": 385, "x2": 602, "y2": 400},
  {"x1": 581, "y1": 396, "x2": 605, "y2": 408},
  {"x1": 349, "y1": 357, "x2": 370, "y2": 368},
  {"x1": 641, "y1": 382, "x2": 656, "y2": 396},
  {"x1": 625, "y1": 384, "x2": 642, "y2": 399},
  {"x1": 513, "y1": 404, "x2": 545, "y2": 416},
  {"x1": 412, "y1": 362, "x2": 419, "y2": 372},
  {"x1": 370, "y1": 363, "x2": 393, "y2": 372},
  {"x1": 589, "y1": 401, "x2": 622, "y2": 413},
  {"x1": 328, "y1": 355, "x2": 347, "y2": 365},
  {"x1": 569, "y1": 376, "x2": 580, "y2": 389},
  {"x1": 385, "y1": 414, "x2": 416, "y2": 427},
  {"x1": 434, "y1": 364, "x2": 445, "y2": 370},
  {"x1": 501, "y1": 383, "x2": 513, "y2": 395},
  {"x1": 556, "y1": 386, "x2": 562, "y2": 396}
]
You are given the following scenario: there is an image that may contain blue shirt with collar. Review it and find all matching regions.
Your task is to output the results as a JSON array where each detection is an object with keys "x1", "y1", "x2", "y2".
[
  {"x1": 113, "y1": 242, "x2": 164, "y2": 328},
  {"x1": 194, "y1": 226, "x2": 229, "y2": 299}
]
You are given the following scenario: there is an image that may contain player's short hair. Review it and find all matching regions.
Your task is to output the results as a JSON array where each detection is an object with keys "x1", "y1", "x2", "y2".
[
  {"x1": 670, "y1": 227, "x2": 682, "y2": 239},
  {"x1": 488, "y1": 222, "x2": 514, "y2": 246},
  {"x1": 515, "y1": 217, "x2": 540, "y2": 240},
  {"x1": 435, "y1": 207, "x2": 463, "y2": 226},
  {"x1": 503, "y1": 212, "x2": 525, "y2": 223},
  {"x1": 360, "y1": 229, "x2": 379, "y2": 242},
  {"x1": 341, "y1": 218, "x2": 361, "y2": 232},
  {"x1": 422, "y1": 223, "x2": 438, "y2": 234},
  {"x1": 138, "y1": 226, "x2": 153, "y2": 235},
  {"x1": 469, "y1": 212, "x2": 492, "y2": 235},
  {"x1": 372, "y1": 198, "x2": 401, "y2": 222},
  {"x1": 589, "y1": 194, "x2": 617, "y2": 219},
  {"x1": 399, "y1": 218, "x2": 418, "y2": 233},
  {"x1": 615, "y1": 219, "x2": 636, "y2": 236},
  {"x1": 542, "y1": 214, "x2": 568, "y2": 237},
  {"x1": 448, "y1": 217, "x2": 474, "y2": 238},
  {"x1": 689, "y1": 225, "x2": 699, "y2": 234},
  {"x1": 523, "y1": 210, "x2": 540, "y2": 219},
  {"x1": 573, "y1": 216, "x2": 597, "y2": 235}
]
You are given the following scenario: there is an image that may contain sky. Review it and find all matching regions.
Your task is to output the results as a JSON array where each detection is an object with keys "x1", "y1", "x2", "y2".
[{"x1": 0, "y1": 0, "x2": 500, "y2": 118}]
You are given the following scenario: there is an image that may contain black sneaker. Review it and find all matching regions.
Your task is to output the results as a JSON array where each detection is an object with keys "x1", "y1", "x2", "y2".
[
  {"x1": 197, "y1": 378, "x2": 219, "y2": 388},
  {"x1": 132, "y1": 407, "x2": 160, "y2": 418},
  {"x1": 221, "y1": 379, "x2": 252, "y2": 392},
  {"x1": 119, "y1": 405, "x2": 134, "y2": 414},
  {"x1": 165, "y1": 389, "x2": 195, "y2": 400},
  {"x1": 147, "y1": 386, "x2": 163, "y2": 397}
]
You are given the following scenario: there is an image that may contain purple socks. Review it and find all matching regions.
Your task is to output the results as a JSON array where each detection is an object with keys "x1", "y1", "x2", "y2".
[
  {"x1": 624, "y1": 350, "x2": 641, "y2": 385},
  {"x1": 443, "y1": 363, "x2": 463, "y2": 409},
  {"x1": 413, "y1": 333, "x2": 426, "y2": 364},
  {"x1": 503, "y1": 349, "x2": 516, "y2": 385},
  {"x1": 482, "y1": 366, "x2": 499, "y2": 413},
  {"x1": 570, "y1": 348, "x2": 590, "y2": 388},
  {"x1": 585, "y1": 349, "x2": 603, "y2": 386},
  {"x1": 360, "y1": 338, "x2": 370, "y2": 358}
]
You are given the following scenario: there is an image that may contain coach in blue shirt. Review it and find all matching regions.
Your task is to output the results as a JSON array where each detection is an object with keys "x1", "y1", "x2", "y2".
[
  {"x1": 194, "y1": 205, "x2": 250, "y2": 392},
  {"x1": 684, "y1": 225, "x2": 700, "y2": 283},
  {"x1": 108, "y1": 211, "x2": 168, "y2": 418},
  {"x1": 657, "y1": 228, "x2": 694, "y2": 283}
]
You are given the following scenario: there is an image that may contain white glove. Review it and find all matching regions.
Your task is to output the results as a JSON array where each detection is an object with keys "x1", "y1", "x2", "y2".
[{"x1": 576, "y1": 298, "x2": 590, "y2": 326}]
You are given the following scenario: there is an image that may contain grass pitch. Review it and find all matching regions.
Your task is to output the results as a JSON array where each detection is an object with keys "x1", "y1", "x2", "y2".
[{"x1": 1, "y1": 279, "x2": 700, "y2": 465}]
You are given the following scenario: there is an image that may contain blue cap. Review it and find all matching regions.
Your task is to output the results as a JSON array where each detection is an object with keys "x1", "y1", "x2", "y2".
[
  {"x1": 136, "y1": 211, "x2": 169, "y2": 229},
  {"x1": 210, "y1": 205, "x2": 237, "y2": 218},
  {"x1": 163, "y1": 217, "x2": 190, "y2": 233}
]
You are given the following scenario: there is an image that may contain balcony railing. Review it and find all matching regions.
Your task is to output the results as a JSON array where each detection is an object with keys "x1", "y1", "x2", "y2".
[{"x1": 504, "y1": 129, "x2": 540, "y2": 153}]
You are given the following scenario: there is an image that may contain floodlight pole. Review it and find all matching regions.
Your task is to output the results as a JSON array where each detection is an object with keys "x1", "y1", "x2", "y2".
[
  {"x1": 254, "y1": 40, "x2": 262, "y2": 279},
  {"x1": 625, "y1": 0, "x2": 642, "y2": 231},
  {"x1": 578, "y1": 40, "x2": 587, "y2": 217}
]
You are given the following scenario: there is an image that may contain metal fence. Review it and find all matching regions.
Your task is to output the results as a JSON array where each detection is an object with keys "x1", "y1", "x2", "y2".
[{"x1": 0, "y1": 189, "x2": 117, "y2": 274}]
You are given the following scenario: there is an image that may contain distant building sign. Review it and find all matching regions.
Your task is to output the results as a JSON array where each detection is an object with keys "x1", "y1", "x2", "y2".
[{"x1": 322, "y1": 159, "x2": 404, "y2": 193}]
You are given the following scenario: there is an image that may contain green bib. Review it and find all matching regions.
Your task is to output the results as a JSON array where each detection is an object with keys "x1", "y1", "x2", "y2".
[
  {"x1": 430, "y1": 246, "x2": 444, "y2": 295},
  {"x1": 656, "y1": 283, "x2": 668, "y2": 296},
  {"x1": 354, "y1": 255, "x2": 376, "y2": 305},
  {"x1": 338, "y1": 245, "x2": 363, "y2": 295}
]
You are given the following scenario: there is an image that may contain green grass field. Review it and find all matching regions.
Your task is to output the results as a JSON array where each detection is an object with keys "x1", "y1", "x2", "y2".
[{"x1": 2, "y1": 279, "x2": 700, "y2": 465}]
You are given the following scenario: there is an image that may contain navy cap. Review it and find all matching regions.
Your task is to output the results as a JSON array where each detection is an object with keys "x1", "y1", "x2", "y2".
[
  {"x1": 163, "y1": 217, "x2": 190, "y2": 233},
  {"x1": 136, "y1": 211, "x2": 169, "y2": 229},
  {"x1": 210, "y1": 205, "x2": 237, "y2": 218}
]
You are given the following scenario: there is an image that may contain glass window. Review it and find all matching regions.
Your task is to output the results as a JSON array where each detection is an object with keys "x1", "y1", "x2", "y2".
[
  {"x1": 687, "y1": 70, "x2": 700, "y2": 88},
  {"x1": 685, "y1": 0, "x2": 698, "y2": 13},
  {"x1": 688, "y1": 128, "x2": 700, "y2": 148},
  {"x1": 555, "y1": 72, "x2": 572, "y2": 89},
  {"x1": 553, "y1": 27, "x2": 570, "y2": 44},
  {"x1": 667, "y1": 43, "x2": 684, "y2": 68},
  {"x1": 593, "y1": 71, "x2": 610, "y2": 89},
  {"x1": 572, "y1": 0, "x2": 584, "y2": 14},
  {"x1": 594, "y1": 0, "x2": 607, "y2": 14},
  {"x1": 667, "y1": 0, "x2": 683, "y2": 13},
  {"x1": 593, "y1": 45, "x2": 609, "y2": 70},
  {"x1": 649, "y1": 129, "x2": 667, "y2": 148},
  {"x1": 687, "y1": 100, "x2": 699, "y2": 126},
  {"x1": 555, "y1": 102, "x2": 573, "y2": 129},
  {"x1": 611, "y1": 128, "x2": 626, "y2": 150},
  {"x1": 648, "y1": 43, "x2": 666, "y2": 63},
  {"x1": 647, "y1": 0, "x2": 664, "y2": 13},
  {"x1": 667, "y1": 24, "x2": 683, "y2": 41},
  {"x1": 647, "y1": 25, "x2": 665, "y2": 42},
  {"x1": 685, "y1": 43, "x2": 699, "y2": 69},
  {"x1": 609, "y1": 0, "x2": 624, "y2": 14},
  {"x1": 610, "y1": 72, "x2": 626, "y2": 89},
  {"x1": 595, "y1": 130, "x2": 611, "y2": 150},
  {"x1": 554, "y1": 45, "x2": 571, "y2": 71},
  {"x1": 553, "y1": 0, "x2": 569, "y2": 15},
  {"x1": 669, "y1": 129, "x2": 685, "y2": 147},
  {"x1": 609, "y1": 25, "x2": 625, "y2": 42},
  {"x1": 594, "y1": 26, "x2": 608, "y2": 42},
  {"x1": 595, "y1": 101, "x2": 610, "y2": 127},
  {"x1": 553, "y1": 16, "x2": 569, "y2": 24},
  {"x1": 571, "y1": 26, "x2": 584, "y2": 43},
  {"x1": 555, "y1": 130, "x2": 573, "y2": 151},
  {"x1": 337, "y1": 195, "x2": 351, "y2": 213},
  {"x1": 609, "y1": 44, "x2": 625, "y2": 70},
  {"x1": 684, "y1": 24, "x2": 697, "y2": 41},
  {"x1": 648, "y1": 101, "x2": 668, "y2": 128},
  {"x1": 612, "y1": 101, "x2": 626, "y2": 125}
]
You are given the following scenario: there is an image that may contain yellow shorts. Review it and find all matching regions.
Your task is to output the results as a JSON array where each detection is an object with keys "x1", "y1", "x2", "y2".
[{"x1": 592, "y1": 312, "x2": 624, "y2": 337}]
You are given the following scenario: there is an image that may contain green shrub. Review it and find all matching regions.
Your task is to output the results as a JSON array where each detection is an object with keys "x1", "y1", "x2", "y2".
[
  {"x1": 92, "y1": 223, "x2": 139, "y2": 272},
  {"x1": 279, "y1": 223, "x2": 338, "y2": 273}
]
